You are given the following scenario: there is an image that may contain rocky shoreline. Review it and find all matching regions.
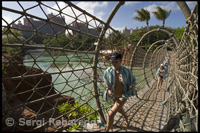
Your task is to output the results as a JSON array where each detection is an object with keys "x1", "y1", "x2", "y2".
[{"x1": 2, "y1": 54, "x2": 75, "y2": 132}]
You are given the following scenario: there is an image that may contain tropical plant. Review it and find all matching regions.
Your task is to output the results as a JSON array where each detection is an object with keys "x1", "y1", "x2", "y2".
[
  {"x1": 57, "y1": 102, "x2": 99, "y2": 121},
  {"x1": 152, "y1": 6, "x2": 171, "y2": 27},
  {"x1": 2, "y1": 66, "x2": 7, "y2": 76},
  {"x1": 2, "y1": 27, "x2": 21, "y2": 36},
  {"x1": 133, "y1": 8, "x2": 150, "y2": 44},
  {"x1": 2, "y1": 27, "x2": 23, "y2": 44},
  {"x1": 66, "y1": 123, "x2": 82, "y2": 132},
  {"x1": 174, "y1": 27, "x2": 185, "y2": 41},
  {"x1": 105, "y1": 30, "x2": 125, "y2": 47}
]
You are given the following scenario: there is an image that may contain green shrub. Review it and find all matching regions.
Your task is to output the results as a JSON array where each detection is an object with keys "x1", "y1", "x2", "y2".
[
  {"x1": 66, "y1": 123, "x2": 81, "y2": 132},
  {"x1": 57, "y1": 102, "x2": 99, "y2": 121},
  {"x1": 2, "y1": 66, "x2": 6, "y2": 76}
]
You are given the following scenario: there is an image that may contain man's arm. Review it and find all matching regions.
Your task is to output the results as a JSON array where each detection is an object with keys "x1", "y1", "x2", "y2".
[
  {"x1": 103, "y1": 69, "x2": 115, "y2": 99},
  {"x1": 105, "y1": 83, "x2": 115, "y2": 97}
]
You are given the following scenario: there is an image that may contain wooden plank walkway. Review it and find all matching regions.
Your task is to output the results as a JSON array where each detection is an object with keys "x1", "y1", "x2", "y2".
[
  {"x1": 84, "y1": 78, "x2": 170, "y2": 132},
  {"x1": 110, "y1": 80, "x2": 170, "y2": 132}
]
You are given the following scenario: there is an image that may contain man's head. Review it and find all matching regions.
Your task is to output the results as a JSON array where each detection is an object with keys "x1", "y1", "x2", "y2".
[{"x1": 111, "y1": 52, "x2": 122, "y2": 69}]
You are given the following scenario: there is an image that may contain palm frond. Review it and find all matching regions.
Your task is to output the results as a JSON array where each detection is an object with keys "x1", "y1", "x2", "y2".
[
  {"x1": 141, "y1": 8, "x2": 150, "y2": 21},
  {"x1": 153, "y1": 6, "x2": 171, "y2": 20},
  {"x1": 166, "y1": 10, "x2": 171, "y2": 18},
  {"x1": 146, "y1": 9, "x2": 150, "y2": 20},
  {"x1": 133, "y1": 10, "x2": 146, "y2": 21},
  {"x1": 152, "y1": 11, "x2": 162, "y2": 20},
  {"x1": 133, "y1": 16, "x2": 144, "y2": 22},
  {"x1": 158, "y1": 6, "x2": 166, "y2": 18}
]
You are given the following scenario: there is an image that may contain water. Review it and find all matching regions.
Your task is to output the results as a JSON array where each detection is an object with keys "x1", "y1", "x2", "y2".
[{"x1": 23, "y1": 49, "x2": 99, "y2": 108}]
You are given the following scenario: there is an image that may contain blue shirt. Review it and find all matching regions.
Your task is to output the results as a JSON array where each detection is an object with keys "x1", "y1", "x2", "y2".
[{"x1": 103, "y1": 65, "x2": 136, "y2": 102}]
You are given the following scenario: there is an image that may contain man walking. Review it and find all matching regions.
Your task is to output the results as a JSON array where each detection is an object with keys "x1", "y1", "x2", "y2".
[{"x1": 103, "y1": 52, "x2": 136, "y2": 132}]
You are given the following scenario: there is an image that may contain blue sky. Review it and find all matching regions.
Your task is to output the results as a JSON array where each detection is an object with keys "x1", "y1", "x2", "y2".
[{"x1": 2, "y1": 1, "x2": 196, "y2": 33}]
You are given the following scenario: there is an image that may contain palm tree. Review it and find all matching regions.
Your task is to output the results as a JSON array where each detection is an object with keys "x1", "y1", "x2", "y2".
[
  {"x1": 152, "y1": 6, "x2": 171, "y2": 27},
  {"x1": 133, "y1": 8, "x2": 150, "y2": 44}
]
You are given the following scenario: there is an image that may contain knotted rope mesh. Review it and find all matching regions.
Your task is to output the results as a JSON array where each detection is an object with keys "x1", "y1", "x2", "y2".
[
  {"x1": 165, "y1": 2, "x2": 198, "y2": 132},
  {"x1": 2, "y1": 1, "x2": 198, "y2": 132}
]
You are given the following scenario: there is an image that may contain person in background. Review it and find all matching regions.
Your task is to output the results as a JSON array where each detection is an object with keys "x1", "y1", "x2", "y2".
[
  {"x1": 155, "y1": 64, "x2": 169, "y2": 91},
  {"x1": 103, "y1": 52, "x2": 136, "y2": 132},
  {"x1": 164, "y1": 55, "x2": 170, "y2": 71}
]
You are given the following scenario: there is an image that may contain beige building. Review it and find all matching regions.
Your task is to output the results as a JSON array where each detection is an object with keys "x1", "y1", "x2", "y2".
[{"x1": 122, "y1": 26, "x2": 139, "y2": 35}]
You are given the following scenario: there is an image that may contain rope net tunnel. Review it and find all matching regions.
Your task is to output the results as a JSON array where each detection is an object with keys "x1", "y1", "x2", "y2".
[{"x1": 2, "y1": 1, "x2": 198, "y2": 132}]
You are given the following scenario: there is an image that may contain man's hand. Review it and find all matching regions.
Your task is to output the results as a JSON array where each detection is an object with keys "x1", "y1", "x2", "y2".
[
  {"x1": 129, "y1": 85, "x2": 135, "y2": 91},
  {"x1": 108, "y1": 90, "x2": 115, "y2": 97}
]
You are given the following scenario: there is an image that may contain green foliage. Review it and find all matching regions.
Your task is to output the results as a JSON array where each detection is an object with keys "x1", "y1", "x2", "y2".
[
  {"x1": 2, "y1": 47, "x2": 19, "y2": 55},
  {"x1": 2, "y1": 27, "x2": 22, "y2": 36},
  {"x1": 2, "y1": 35, "x2": 22, "y2": 44},
  {"x1": 104, "y1": 30, "x2": 125, "y2": 47},
  {"x1": 128, "y1": 25, "x2": 176, "y2": 46},
  {"x1": 174, "y1": 27, "x2": 185, "y2": 41},
  {"x1": 29, "y1": 40, "x2": 35, "y2": 45},
  {"x1": 43, "y1": 33, "x2": 68, "y2": 47},
  {"x1": 43, "y1": 33, "x2": 96, "y2": 50},
  {"x1": 28, "y1": 35, "x2": 44, "y2": 44},
  {"x1": 58, "y1": 102, "x2": 99, "y2": 132},
  {"x1": 2, "y1": 66, "x2": 6, "y2": 76},
  {"x1": 58, "y1": 102, "x2": 74, "y2": 115},
  {"x1": 2, "y1": 27, "x2": 23, "y2": 44},
  {"x1": 102, "y1": 25, "x2": 182, "y2": 53},
  {"x1": 66, "y1": 124, "x2": 81, "y2": 132},
  {"x1": 58, "y1": 102, "x2": 99, "y2": 121},
  {"x1": 71, "y1": 34, "x2": 96, "y2": 50},
  {"x1": 133, "y1": 8, "x2": 150, "y2": 24}
]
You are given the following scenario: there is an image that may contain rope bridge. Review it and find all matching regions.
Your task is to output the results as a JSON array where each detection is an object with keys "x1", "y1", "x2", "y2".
[{"x1": 2, "y1": 1, "x2": 198, "y2": 132}]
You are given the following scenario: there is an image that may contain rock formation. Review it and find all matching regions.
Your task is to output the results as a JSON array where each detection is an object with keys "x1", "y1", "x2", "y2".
[{"x1": 2, "y1": 54, "x2": 75, "y2": 131}]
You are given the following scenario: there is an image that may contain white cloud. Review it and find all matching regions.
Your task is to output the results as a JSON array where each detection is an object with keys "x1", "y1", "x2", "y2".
[
  {"x1": 2, "y1": 16, "x2": 12, "y2": 26},
  {"x1": 96, "y1": 11, "x2": 105, "y2": 20},
  {"x1": 77, "y1": 1, "x2": 108, "y2": 9},
  {"x1": 142, "y1": 2, "x2": 180, "y2": 18},
  {"x1": 46, "y1": 1, "x2": 108, "y2": 28},
  {"x1": 2, "y1": 15, "x2": 24, "y2": 27},
  {"x1": 131, "y1": 3, "x2": 157, "y2": 18},
  {"x1": 157, "y1": 1, "x2": 196, "y2": 11},
  {"x1": 144, "y1": 3, "x2": 158, "y2": 12},
  {"x1": 113, "y1": 27, "x2": 124, "y2": 33},
  {"x1": 160, "y1": 2, "x2": 179, "y2": 11},
  {"x1": 124, "y1": 1, "x2": 141, "y2": 6},
  {"x1": 75, "y1": 1, "x2": 108, "y2": 23}
]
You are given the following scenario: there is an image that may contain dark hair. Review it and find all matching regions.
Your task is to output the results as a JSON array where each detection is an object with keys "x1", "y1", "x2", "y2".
[{"x1": 111, "y1": 52, "x2": 122, "y2": 61}]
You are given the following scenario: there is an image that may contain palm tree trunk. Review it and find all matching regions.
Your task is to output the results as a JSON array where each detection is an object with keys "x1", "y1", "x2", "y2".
[
  {"x1": 146, "y1": 21, "x2": 150, "y2": 44},
  {"x1": 162, "y1": 19, "x2": 165, "y2": 28},
  {"x1": 176, "y1": 1, "x2": 191, "y2": 20}
]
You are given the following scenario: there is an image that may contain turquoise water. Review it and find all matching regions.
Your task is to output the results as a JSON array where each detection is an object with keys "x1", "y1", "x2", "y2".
[{"x1": 23, "y1": 49, "x2": 99, "y2": 108}]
